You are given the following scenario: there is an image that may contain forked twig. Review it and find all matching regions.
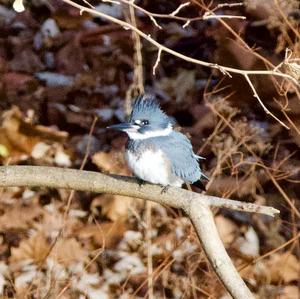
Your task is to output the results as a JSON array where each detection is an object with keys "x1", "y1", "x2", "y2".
[
  {"x1": 12, "y1": 0, "x2": 299, "y2": 129},
  {"x1": 60, "y1": 0, "x2": 298, "y2": 130}
]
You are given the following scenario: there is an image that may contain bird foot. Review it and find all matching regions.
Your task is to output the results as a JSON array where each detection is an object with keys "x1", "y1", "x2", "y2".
[
  {"x1": 160, "y1": 185, "x2": 170, "y2": 194},
  {"x1": 137, "y1": 178, "x2": 146, "y2": 187}
]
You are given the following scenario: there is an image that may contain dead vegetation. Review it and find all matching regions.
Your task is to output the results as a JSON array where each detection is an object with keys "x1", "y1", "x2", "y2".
[{"x1": 0, "y1": 0, "x2": 299, "y2": 298}]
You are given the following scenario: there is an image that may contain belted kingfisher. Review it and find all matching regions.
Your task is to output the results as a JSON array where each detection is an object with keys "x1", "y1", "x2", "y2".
[{"x1": 107, "y1": 94, "x2": 207, "y2": 188}]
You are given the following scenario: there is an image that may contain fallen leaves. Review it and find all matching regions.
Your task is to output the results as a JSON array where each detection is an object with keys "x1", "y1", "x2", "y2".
[
  {"x1": 51, "y1": 238, "x2": 87, "y2": 266},
  {"x1": 263, "y1": 253, "x2": 300, "y2": 284},
  {"x1": 92, "y1": 151, "x2": 128, "y2": 175},
  {"x1": 10, "y1": 233, "x2": 49, "y2": 264},
  {"x1": 281, "y1": 286, "x2": 299, "y2": 299},
  {"x1": 215, "y1": 215, "x2": 237, "y2": 245},
  {"x1": 77, "y1": 221, "x2": 126, "y2": 249},
  {"x1": 1, "y1": 0, "x2": 300, "y2": 297},
  {"x1": 91, "y1": 194, "x2": 133, "y2": 222},
  {"x1": 0, "y1": 106, "x2": 68, "y2": 161},
  {"x1": 92, "y1": 151, "x2": 133, "y2": 221},
  {"x1": 3, "y1": 72, "x2": 38, "y2": 99},
  {"x1": 0, "y1": 201, "x2": 43, "y2": 231}
]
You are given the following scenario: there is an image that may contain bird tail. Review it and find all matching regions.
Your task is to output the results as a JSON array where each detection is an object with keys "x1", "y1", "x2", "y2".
[
  {"x1": 192, "y1": 179, "x2": 206, "y2": 190},
  {"x1": 191, "y1": 173, "x2": 209, "y2": 190},
  {"x1": 201, "y1": 173, "x2": 209, "y2": 181},
  {"x1": 194, "y1": 154, "x2": 206, "y2": 160},
  {"x1": 193, "y1": 154, "x2": 209, "y2": 189}
]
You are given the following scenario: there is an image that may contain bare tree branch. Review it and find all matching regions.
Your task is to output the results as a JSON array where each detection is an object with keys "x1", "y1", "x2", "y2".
[
  {"x1": 59, "y1": 0, "x2": 300, "y2": 130},
  {"x1": 12, "y1": 1, "x2": 298, "y2": 126},
  {"x1": 0, "y1": 166, "x2": 279, "y2": 299},
  {"x1": 60, "y1": 0, "x2": 298, "y2": 85},
  {"x1": 0, "y1": 166, "x2": 278, "y2": 216},
  {"x1": 188, "y1": 200, "x2": 253, "y2": 299},
  {"x1": 100, "y1": 0, "x2": 245, "y2": 28}
]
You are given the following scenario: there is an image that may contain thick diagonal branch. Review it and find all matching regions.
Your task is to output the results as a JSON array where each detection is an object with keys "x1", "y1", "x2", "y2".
[{"x1": 0, "y1": 166, "x2": 279, "y2": 298}]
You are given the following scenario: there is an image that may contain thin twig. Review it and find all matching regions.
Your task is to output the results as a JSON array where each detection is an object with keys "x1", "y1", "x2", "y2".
[
  {"x1": 202, "y1": 12, "x2": 246, "y2": 20},
  {"x1": 152, "y1": 48, "x2": 162, "y2": 75},
  {"x1": 216, "y1": 2, "x2": 244, "y2": 9},
  {"x1": 244, "y1": 74, "x2": 289, "y2": 129},
  {"x1": 238, "y1": 232, "x2": 300, "y2": 272},
  {"x1": 149, "y1": 15, "x2": 162, "y2": 29},
  {"x1": 124, "y1": 2, "x2": 144, "y2": 111},
  {"x1": 64, "y1": 116, "x2": 98, "y2": 217},
  {"x1": 145, "y1": 201, "x2": 153, "y2": 299},
  {"x1": 118, "y1": 0, "x2": 245, "y2": 27},
  {"x1": 274, "y1": 0, "x2": 300, "y2": 40},
  {"x1": 61, "y1": 0, "x2": 299, "y2": 130},
  {"x1": 169, "y1": 2, "x2": 190, "y2": 16},
  {"x1": 60, "y1": 0, "x2": 298, "y2": 85},
  {"x1": 125, "y1": 6, "x2": 152, "y2": 297},
  {"x1": 81, "y1": 0, "x2": 94, "y2": 9}
]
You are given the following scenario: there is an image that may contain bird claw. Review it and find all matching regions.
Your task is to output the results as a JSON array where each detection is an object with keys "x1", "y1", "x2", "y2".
[
  {"x1": 137, "y1": 178, "x2": 146, "y2": 187},
  {"x1": 160, "y1": 185, "x2": 170, "y2": 194}
]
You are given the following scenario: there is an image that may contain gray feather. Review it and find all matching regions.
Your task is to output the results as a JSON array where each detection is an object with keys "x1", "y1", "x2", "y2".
[
  {"x1": 160, "y1": 131, "x2": 202, "y2": 183},
  {"x1": 126, "y1": 131, "x2": 203, "y2": 184}
]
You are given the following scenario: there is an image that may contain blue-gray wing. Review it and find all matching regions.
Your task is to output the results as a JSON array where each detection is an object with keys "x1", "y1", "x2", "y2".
[{"x1": 159, "y1": 131, "x2": 202, "y2": 183}]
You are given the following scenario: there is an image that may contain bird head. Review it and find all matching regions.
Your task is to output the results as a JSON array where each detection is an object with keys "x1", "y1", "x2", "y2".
[{"x1": 107, "y1": 94, "x2": 174, "y2": 139}]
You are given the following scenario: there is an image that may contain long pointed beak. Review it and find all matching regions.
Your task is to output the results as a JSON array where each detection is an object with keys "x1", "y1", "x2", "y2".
[{"x1": 106, "y1": 123, "x2": 134, "y2": 131}]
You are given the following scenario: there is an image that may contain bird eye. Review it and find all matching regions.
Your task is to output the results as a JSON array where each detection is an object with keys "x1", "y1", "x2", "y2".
[{"x1": 141, "y1": 120, "x2": 149, "y2": 126}]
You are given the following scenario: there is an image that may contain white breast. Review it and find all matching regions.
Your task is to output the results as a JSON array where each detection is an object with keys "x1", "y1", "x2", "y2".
[{"x1": 125, "y1": 149, "x2": 184, "y2": 187}]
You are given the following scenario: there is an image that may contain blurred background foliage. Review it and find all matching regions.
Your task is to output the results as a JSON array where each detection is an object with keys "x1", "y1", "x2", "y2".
[{"x1": 0, "y1": 0, "x2": 299, "y2": 298}]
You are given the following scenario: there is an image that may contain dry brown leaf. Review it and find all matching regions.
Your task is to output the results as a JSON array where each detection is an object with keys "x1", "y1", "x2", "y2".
[
  {"x1": 215, "y1": 215, "x2": 238, "y2": 246},
  {"x1": 9, "y1": 48, "x2": 44, "y2": 73},
  {"x1": 56, "y1": 39, "x2": 86, "y2": 75},
  {"x1": 50, "y1": 238, "x2": 87, "y2": 266},
  {"x1": 10, "y1": 233, "x2": 87, "y2": 266},
  {"x1": 10, "y1": 233, "x2": 50, "y2": 264},
  {"x1": 237, "y1": 259, "x2": 256, "y2": 282},
  {"x1": 102, "y1": 195, "x2": 132, "y2": 222},
  {"x1": 3, "y1": 72, "x2": 38, "y2": 99},
  {"x1": 91, "y1": 194, "x2": 132, "y2": 222},
  {"x1": 92, "y1": 151, "x2": 128, "y2": 175},
  {"x1": 0, "y1": 202, "x2": 43, "y2": 230},
  {"x1": 77, "y1": 221, "x2": 126, "y2": 248},
  {"x1": 33, "y1": 209, "x2": 64, "y2": 236},
  {"x1": 263, "y1": 253, "x2": 300, "y2": 283},
  {"x1": 91, "y1": 151, "x2": 132, "y2": 221},
  {"x1": 53, "y1": 10, "x2": 91, "y2": 30},
  {"x1": 1, "y1": 106, "x2": 68, "y2": 157},
  {"x1": 280, "y1": 286, "x2": 300, "y2": 299}
]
